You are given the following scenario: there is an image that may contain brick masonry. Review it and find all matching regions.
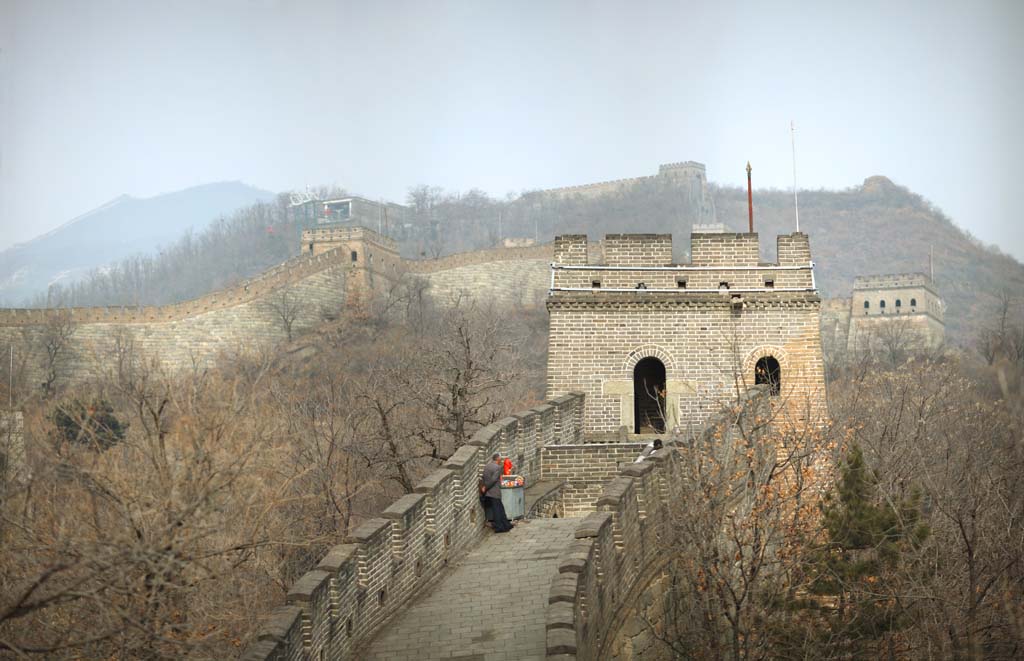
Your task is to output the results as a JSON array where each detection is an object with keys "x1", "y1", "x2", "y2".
[
  {"x1": 546, "y1": 232, "x2": 828, "y2": 434},
  {"x1": 819, "y1": 271, "x2": 945, "y2": 355}
]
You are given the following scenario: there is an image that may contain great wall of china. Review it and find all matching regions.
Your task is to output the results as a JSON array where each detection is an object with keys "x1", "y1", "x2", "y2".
[{"x1": 0, "y1": 161, "x2": 947, "y2": 659}]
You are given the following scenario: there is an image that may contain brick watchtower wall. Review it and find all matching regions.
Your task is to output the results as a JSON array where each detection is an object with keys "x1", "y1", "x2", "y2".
[
  {"x1": 546, "y1": 231, "x2": 828, "y2": 434},
  {"x1": 241, "y1": 393, "x2": 585, "y2": 661}
]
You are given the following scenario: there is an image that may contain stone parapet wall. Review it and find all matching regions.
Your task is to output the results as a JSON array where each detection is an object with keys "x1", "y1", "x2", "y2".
[
  {"x1": 553, "y1": 266, "x2": 811, "y2": 291},
  {"x1": 549, "y1": 233, "x2": 814, "y2": 292},
  {"x1": 544, "y1": 389, "x2": 770, "y2": 660},
  {"x1": 0, "y1": 262, "x2": 349, "y2": 385},
  {"x1": 853, "y1": 272, "x2": 934, "y2": 291},
  {"x1": 540, "y1": 443, "x2": 648, "y2": 516},
  {"x1": 417, "y1": 259, "x2": 550, "y2": 308},
  {"x1": 405, "y1": 244, "x2": 552, "y2": 274},
  {"x1": 241, "y1": 393, "x2": 585, "y2": 661},
  {"x1": 0, "y1": 248, "x2": 350, "y2": 327},
  {"x1": 603, "y1": 234, "x2": 673, "y2": 267}
]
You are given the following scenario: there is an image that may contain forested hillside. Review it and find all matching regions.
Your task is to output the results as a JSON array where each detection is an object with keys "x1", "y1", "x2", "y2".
[
  {"x1": 28, "y1": 175, "x2": 1023, "y2": 345},
  {"x1": 0, "y1": 182, "x2": 273, "y2": 305}
]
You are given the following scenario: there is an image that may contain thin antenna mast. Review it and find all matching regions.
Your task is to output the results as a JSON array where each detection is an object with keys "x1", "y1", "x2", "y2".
[
  {"x1": 746, "y1": 161, "x2": 754, "y2": 233},
  {"x1": 929, "y1": 244, "x2": 934, "y2": 281},
  {"x1": 790, "y1": 120, "x2": 800, "y2": 233}
]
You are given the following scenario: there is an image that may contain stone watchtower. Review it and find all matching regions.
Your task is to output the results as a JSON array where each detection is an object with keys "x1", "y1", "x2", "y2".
[
  {"x1": 301, "y1": 226, "x2": 403, "y2": 312},
  {"x1": 545, "y1": 231, "x2": 828, "y2": 435},
  {"x1": 846, "y1": 273, "x2": 945, "y2": 351}
]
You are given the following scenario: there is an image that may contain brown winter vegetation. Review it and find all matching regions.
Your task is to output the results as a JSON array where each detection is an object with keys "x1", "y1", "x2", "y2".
[
  {"x1": 0, "y1": 292, "x2": 545, "y2": 659},
  {"x1": 651, "y1": 312, "x2": 1024, "y2": 659}
]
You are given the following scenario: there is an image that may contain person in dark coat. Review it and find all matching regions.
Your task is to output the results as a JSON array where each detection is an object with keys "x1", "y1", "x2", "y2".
[{"x1": 481, "y1": 453, "x2": 514, "y2": 533}]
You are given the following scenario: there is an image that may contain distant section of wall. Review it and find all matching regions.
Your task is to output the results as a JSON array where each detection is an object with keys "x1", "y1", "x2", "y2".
[
  {"x1": 536, "y1": 160, "x2": 715, "y2": 222},
  {"x1": 0, "y1": 230, "x2": 559, "y2": 387},
  {"x1": 0, "y1": 250, "x2": 352, "y2": 385},
  {"x1": 417, "y1": 259, "x2": 550, "y2": 308},
  {"x1": 240, "y1": 393, "x2": 585, "y2": 661},
  {"x1": 819, "y1": 298, "x2": 852, "y2": 359}
]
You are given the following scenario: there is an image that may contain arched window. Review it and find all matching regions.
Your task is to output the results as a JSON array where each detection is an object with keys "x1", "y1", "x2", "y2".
[
  {"x1": 879, "y1": 300, "x2": 886, "y2": 308},
  {"x1": 910, "y1": 298, "x2": 917, "y2": 307},
  {"x1": 895, "y1": 299, "x2": 902, "y2": 307},
  {"x1": 755, "y1": 356, "x2": 781, "y2": 396},
  {"x1": 633, "y1": 357, "x2": 666, "y2": 434},
  {"x1": 863, "y1": 300, "x2": 870, "y2": 309}
]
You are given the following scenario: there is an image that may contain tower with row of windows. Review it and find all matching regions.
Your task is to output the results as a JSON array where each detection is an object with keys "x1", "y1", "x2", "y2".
[{"x1": 845, "y1": 272, "x2": 945, "y2": 351}]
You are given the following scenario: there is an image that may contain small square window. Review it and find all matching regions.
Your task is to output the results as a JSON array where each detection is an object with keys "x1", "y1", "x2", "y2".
[
  {"x1": 764, "y1": 279, "x2": 774, "y2": 289},
  {"x1": 676, "y1": 278, "x2": 687, "y2": 288},
  {"x1": 592, "y1": 280, "x2": 601, "y2": 288},
  {"x1": 719, "y1": 281, "x2": 729, "y2": 290}
]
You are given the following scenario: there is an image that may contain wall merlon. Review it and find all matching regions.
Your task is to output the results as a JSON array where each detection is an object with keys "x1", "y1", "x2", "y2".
[
  {"x1": 574, "y1": 511, "x2": 613, "y2": 539},
  {"x1": 546, "y1": 602, "x2": 576, "y2": 630},
  {"x1": 346, "y1": 517, "x2": 390, "y2": 545},
  {"x1": 413, "y1": 468, "x2": 454, "y2": 494},
  {"x1": 548, "y1": 573, "x2": 579, "y2": 604},
  {"x1": 286, "y1": 569, "x2": 330, "y2": 604},
  {"x1": 443, "y1": 445, "x2": 480, "y2": 470},
  {"x1": 596, "y1": 477, "x2": 633, "y2": 507},
  {"x1": 316, "y1": 544, "x2": 358, "y2": 573},
  {"x1": 381, "y1": 493, "x2": 427, "y2": 522},
  {"x1": 239, "y1": 640, "x2": 283, "y2": 661},
  {"x1": 619, "y1": 461, "x2": 654, "y2": 478},
  {"x1": 258, "y1": 605, "x2": 304, "y2": 643}
]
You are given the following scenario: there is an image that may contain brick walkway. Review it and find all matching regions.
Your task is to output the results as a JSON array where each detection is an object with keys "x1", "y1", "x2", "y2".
[{"x1": 360, "y1": 518, "x2": 580, "y2": 661}]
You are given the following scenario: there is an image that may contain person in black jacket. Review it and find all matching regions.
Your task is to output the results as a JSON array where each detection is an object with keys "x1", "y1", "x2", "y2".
[{"x1": 481, "y1": 453, "x2": 513, "y2": 532}]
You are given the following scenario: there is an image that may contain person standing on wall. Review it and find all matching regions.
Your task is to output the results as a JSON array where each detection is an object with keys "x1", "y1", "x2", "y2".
[{"x1": 481, "y1": 453, "x2": 513, "y2": 533}]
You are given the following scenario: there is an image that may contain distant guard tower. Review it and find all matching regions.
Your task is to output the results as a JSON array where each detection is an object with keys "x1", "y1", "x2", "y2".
[
  {"x1": 545, "y1": 231, "x2": 828, "y2": 434},
  {"x1": 845, "y1": 273, "x2": 945, "y2": 351}
]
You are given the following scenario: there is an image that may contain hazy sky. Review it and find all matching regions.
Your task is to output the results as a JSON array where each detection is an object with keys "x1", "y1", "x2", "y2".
[{"x1": 2, "y1": 0, "x2": 1022, "y2": 258}]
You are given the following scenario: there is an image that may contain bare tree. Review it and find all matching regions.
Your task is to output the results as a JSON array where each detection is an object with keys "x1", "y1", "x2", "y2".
[
  {"x1": 264, "y1": 286, "x2": 306, "y2": 343},
  {"x1": 37, "y1": 310, "x2": 76, "y2": 397},
  {"x1": 652, "y1": 392, "x2": 838, "y2": 659}
]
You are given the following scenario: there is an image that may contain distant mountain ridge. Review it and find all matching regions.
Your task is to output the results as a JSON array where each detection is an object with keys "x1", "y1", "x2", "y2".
[
  {"x1": 0, "y1": 181, "x2": 274, "y2": 305},
  {"x1": 3, "y1": 171, "x2": 1019, "y2": 346}
]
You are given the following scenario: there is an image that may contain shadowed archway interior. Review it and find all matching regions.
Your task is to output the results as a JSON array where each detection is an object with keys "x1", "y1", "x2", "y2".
[
  {"x1": 633, "y1": 357, "x2": 666, "y2": 433},
  {"x1": 755, "y1": 356, "x2": 781, "y2": 396}
]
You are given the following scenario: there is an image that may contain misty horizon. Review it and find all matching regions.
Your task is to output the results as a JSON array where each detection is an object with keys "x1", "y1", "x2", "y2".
[{"x1": 2, "y1": 0, "x2": 1023, "y2": 260}]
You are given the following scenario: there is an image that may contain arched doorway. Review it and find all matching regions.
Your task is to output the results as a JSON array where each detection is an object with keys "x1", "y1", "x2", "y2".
[
  {"x1": 634, "y1": 357, "x2": 666, "y2": 433},
  {"x1": 755, "y1": 356, "x2": 781, "y2": 396}
]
